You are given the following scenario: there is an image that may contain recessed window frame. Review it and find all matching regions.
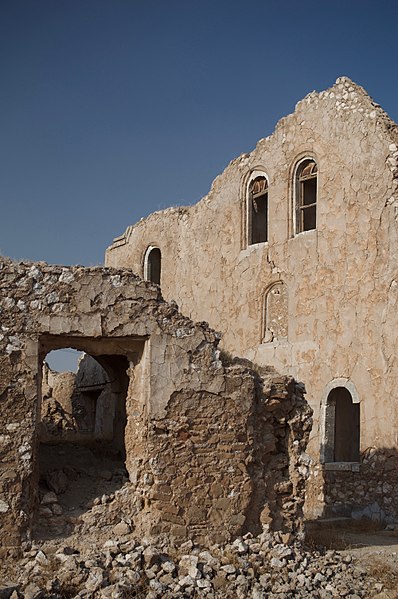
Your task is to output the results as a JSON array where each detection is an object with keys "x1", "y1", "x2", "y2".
[
  {"x1": 293, "y1": 157, "x2": 318, "y2": 235},
  {"x1": 246, "y1": 170, "x2": 269, "y2": 246},
  {"x1": 143, "y1": 245, "x2": 161, "y2": 285}
]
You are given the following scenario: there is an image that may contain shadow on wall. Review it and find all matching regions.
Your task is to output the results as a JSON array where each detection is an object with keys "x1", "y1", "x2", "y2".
[
  {"x1": 322, "y1": 447, "x2": 398, "y2": 526},
  {"x1": 243, "y1": 376, "x2": 312, "y2": 538}
]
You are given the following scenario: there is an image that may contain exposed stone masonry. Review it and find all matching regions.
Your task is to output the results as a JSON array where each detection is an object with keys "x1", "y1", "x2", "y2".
[
  {"x1": 323, "y1": 448, "x2": 398, "y2": 524},
  {"x1": 0, "y1": 257, "x2": 312, "y2": 549}
]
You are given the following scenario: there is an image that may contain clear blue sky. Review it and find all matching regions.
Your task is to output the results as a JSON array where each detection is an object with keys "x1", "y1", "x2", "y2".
[{"x1": 1, "y1": 0, "x2": 397, "y2": 267}]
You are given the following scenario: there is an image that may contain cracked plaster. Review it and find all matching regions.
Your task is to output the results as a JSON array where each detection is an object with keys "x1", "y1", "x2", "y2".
[{"x1": 106, "y1": 77, "x2": 398, "y2": 518}]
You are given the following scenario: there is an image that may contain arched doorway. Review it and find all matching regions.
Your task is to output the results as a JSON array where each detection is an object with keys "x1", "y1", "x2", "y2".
[{"x1": 321, "y1": 380, "x2": 360, "y2": 463}]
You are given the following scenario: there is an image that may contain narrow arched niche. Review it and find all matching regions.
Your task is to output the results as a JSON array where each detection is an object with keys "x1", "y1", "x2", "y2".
[{"x1": 262, "y1": 282, "x2": 288, "y2": 342}]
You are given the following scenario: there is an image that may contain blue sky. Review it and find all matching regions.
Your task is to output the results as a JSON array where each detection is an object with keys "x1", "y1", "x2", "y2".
[{"x1": 1, "y1": 0, "x2": 397, "y2": 268}]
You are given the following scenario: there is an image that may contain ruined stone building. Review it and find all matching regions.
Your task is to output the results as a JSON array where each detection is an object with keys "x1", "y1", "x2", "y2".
[
  {"x1": 0, "y1": 261, "x2": 311, "y2": 548},
  {"x1": 1, "y1": 76, "x2": 397, "y2": 552},
  {"x1": 106, "y1": 77, "x2": 398, "y2": 523}
]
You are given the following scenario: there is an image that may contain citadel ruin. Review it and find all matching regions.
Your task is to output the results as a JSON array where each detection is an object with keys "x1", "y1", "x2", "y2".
[{"x1": 1, "y1": 77, "x2": 398, "y2": 591}]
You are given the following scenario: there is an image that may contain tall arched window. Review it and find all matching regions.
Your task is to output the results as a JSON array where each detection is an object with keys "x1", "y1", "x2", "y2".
[
  {"x1": 295, "y1": 159, "x2": 317, "y2": 233},
  {"x1": 144, "y1": 246, "x2": 161, "y2": 285},
  {"x1": 248, "y1": 176, "x2": 268, "y2": 244}
]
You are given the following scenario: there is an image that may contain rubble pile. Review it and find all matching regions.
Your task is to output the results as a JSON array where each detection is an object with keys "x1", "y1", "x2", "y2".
[
  {"x1": 1, "y1": 530, "x2": 386, "y2": 599},
  {"x1": 36, "y1": 443, "x2": 131, "y2": 539}
]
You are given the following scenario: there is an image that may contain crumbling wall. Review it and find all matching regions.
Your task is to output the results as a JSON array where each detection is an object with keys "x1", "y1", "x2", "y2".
[
  {"x1": 129, "y1": 359, "x2": 311, "y2": 544},
  {"x1": 40, "y1": 361, "x2": 113, "y2": 441},
  {"x1": 0, "y1": 258, "x2": 312, "y2": 549},
  {"x1": 40, "y1": 364, "x2": 77, "y2": 436}
]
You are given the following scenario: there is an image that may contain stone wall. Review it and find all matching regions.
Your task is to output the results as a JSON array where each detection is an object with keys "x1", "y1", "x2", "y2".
[
  {"x1": 323, "y1": 448, "x2": 398, "y2": 524},
  {"x1": 0, "y1": 258, "x2": 312, "y2": 548},
  {"x1": 105, "y1": 77, "x2": 398, "y2": 518},
  {"x1": 132, "y1": 368, "x2": 311, "y2": 544}
]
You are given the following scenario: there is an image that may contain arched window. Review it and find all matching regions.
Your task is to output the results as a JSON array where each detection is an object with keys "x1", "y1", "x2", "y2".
[
  {"x1": 323, "y1": 386, "x2": 360, "y2": 463},
  {"x1": 144, "y1": 246, "x2": 161, "y2": 285},
  {"x1": 295, "y1": 159, "x2": 317, "y2": 233},
  {"x1": 248, "y1": 176, "x2": 268, "y2": 244},
  {"x1": 262, "y1": 282, "x2": 288, "y2": 342}
]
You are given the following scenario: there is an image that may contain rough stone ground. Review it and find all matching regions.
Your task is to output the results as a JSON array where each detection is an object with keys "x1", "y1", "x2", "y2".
[
  {"x1": 36, "y1": 443, "x2": 128, "y2": 539},
  {"x1": 1, "y1": 500, "x2": 398, "y2": 599},
  {"x1": 311, "y1": 528, "x2": 398, "y2": 599},
  {"x1": 344, "y1": 535, "x2": 398, "y2": 599}
]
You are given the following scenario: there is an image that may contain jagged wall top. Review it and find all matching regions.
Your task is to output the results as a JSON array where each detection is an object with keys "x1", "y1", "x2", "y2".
[{"x1": 107, "y1": 77, "x2": 398, "y2": 250}]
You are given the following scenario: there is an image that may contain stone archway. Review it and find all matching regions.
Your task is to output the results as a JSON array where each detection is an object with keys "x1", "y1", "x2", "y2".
[{"x1": 320, "y1": 378, "x2": 360, "y2": 463}]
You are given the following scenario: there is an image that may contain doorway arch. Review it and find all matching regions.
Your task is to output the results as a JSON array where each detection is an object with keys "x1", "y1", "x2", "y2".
[{"x1": 320, "y1": 378, "x2": 360, "y2": 463}]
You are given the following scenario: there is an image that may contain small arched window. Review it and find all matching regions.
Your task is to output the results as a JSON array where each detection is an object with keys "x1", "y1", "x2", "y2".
[
  {"x1": 144, "y1": 246, "x2": 161, "y2": 285},
  {"x1": 295, "y1": 159, "x2": 317, "y2": 233},
  {"x1": 248, "y1": 176, "x2": 268, "y2": 244}
]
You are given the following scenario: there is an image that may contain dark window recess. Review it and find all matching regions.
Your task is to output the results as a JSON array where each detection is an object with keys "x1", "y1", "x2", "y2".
[
  {"x1": 296, "y1": 160, "x2": 317, "y2": 233},
  {"x1": 249, "y1": 177, "x2": 268, "y2": 244},
  {"x1": 147, "y1": 248, "x2": 161, "y2": 285},
  {"x1": 331, "y1": 387, "x2": 360, "y2": 462}
]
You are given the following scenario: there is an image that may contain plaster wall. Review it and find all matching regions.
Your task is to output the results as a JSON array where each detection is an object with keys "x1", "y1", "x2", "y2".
[{"x1": 106, "y1": 77, "x2": 398, "y2": 474}]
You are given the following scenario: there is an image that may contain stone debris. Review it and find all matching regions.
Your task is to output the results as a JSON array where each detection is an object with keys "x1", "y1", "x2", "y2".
[{"x1": 2, "y1": 531, "x2": 389, "y2": 599}]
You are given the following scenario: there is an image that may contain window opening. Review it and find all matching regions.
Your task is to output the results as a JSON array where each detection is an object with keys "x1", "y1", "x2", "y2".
[
  {"x1": 145, "y1": 247, "x2": 161, "y2": 285},
  {"x1": 46, "y1": 348, "x2": 82, "y2": 373},
  {"x1": 248, "y1": 176, "x2": 268, "y2": 244},
  {"x1": 324, "y1": 386, "x2": 360, "y2": 463},
  {"x1": 296, "y1": 159, "x2": 317, "y2": 233}
]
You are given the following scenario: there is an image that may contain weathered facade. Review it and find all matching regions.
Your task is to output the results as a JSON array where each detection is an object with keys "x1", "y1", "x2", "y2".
[
  {"x1": 0, "y1": 259, "x2": 311, "y2": 548},
  {"x1": 106, "y1": 77, "x2": 398, "y2": 521}
]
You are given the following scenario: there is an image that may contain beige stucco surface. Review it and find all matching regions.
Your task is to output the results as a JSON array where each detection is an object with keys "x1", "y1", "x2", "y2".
[{"x1": 106, "y1": 77, "x2": 398, "y2": 467}]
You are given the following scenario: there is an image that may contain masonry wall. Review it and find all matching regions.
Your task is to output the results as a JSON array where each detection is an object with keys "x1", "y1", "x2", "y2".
[
  {"x1": 0, "y1": 259, "x2": 312, "y2": 548},
  {"x1": 106, "y1": 77, "x2": 398, "y2": 519},
  {"x1": 323, "y1": 448, "x2": 398, "y2": 524}
]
